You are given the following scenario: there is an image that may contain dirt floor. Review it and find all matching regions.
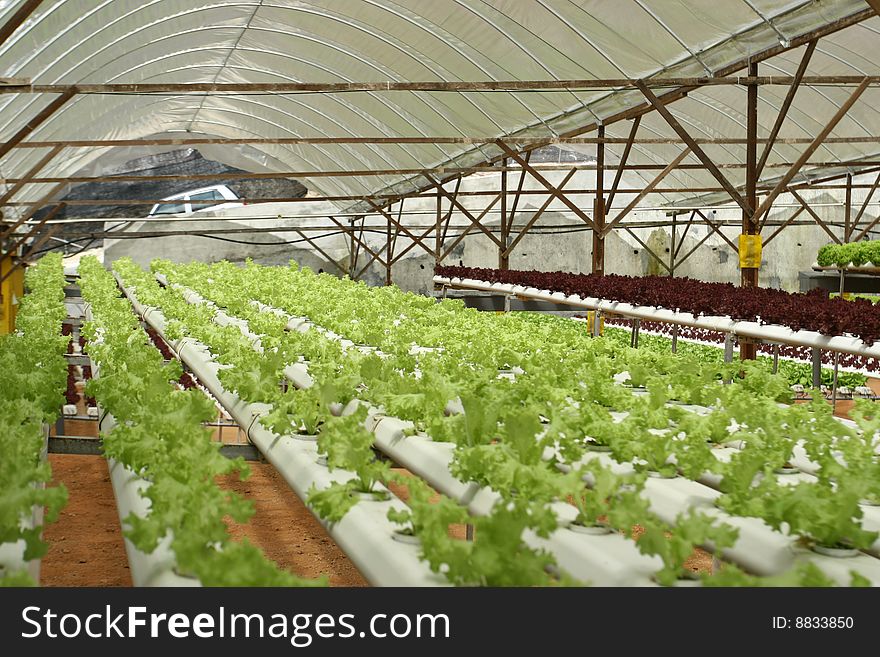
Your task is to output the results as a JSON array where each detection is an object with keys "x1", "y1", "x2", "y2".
[
  {"x1": 216, "y1": 464, "x2": 368, "y2": 586},
  {"x1": 41, "y1": 454, "x2": 132, "y2": 586},
  {"x1": 40, "y1": 367, "x2": 368, "y2": 587},
  {"x1": 40, "y1": 450, "x2": 369, "y2": 587}
]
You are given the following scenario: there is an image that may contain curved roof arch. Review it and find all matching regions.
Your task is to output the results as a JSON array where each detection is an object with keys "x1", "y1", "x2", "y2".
[{"x1": 0, "y1": 0, "x2": 878, "y2": 214}]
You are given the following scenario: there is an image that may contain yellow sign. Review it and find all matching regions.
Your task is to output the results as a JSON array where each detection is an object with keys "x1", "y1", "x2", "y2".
[
  {"x1": 586, "y1": 311, "x2": 604, "y2": 335},
  {"x1": 739, "y1": 234, "x2": 763, "y2": 269},
  {"x1": 0, "y1": 255, "x2": 25, "y2": 335}
]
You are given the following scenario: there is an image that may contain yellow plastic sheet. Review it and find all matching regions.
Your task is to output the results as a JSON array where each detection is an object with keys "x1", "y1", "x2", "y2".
[{"x1": 739, "y1": 234, "x2": 763, "y2": 269}]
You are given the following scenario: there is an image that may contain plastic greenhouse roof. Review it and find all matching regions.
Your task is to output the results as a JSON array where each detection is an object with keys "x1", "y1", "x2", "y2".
[{"x1": 0, "y1": 0, "x2": 878, "y2": 213}]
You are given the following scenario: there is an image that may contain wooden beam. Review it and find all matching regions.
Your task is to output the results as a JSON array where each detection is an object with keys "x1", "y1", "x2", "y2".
[
  {"x1": 0, "y1": 145, "x2": 63, "y2": 206},
  {"x1": 0, "y1": 89, "x2": 75, "y2": 161},
  {"x1": 364, "y1": 198, "x2": 434, "y2": 258},
  {"x1": 496, "y1": 141, "x2": 595, "y2": 229},
  {"x1": 499, "y1": 157, "x2": 508, "y2": 270},
  {"x1": 1, "y1": 75, "x2": 880, "y2": 96},
  {"x1": 10, "y1": 135, "x2": 880, "y2": 150},
  {"x1": 424, "y1": 174, "x2": 502, "y2": 247},
  {"x1": 789, "y1": 189, "x2": 842, "y2": 244},
  {"x1": 602, "y1": 147, "x2": 692, "y2": 236},
  {"x1": 695, "y1": 209, "x2": 739, "y2": 253},
  {"x1": 504, "y1": 168, "x2": 578, "y2": 257},
  {"x1": 756, "y1": 40, "x2": 816, "y2": 179},
  {"x1": 851, "y1": 171, "x2": 880, "y2": 237},
  {"x1": 674, "y1": 227, "x2": 715, "y2": 270},
  {"x1": 2, "y1": 202, "x2": 65, "y2": 259},
  {"x1": 0, "y1": 0, "x2": 44, "y2": 48},
  {"x1": 389, "y1": 224, "x2": 437, "y2": 266},
  {"x1": 440, "y1": 177, "x2": 461, "y2": 247},
  {"x1": 4, "y1": 224, "x2": 61, "y2": 276},
  {"x1": 636, "y1": 79, "x2": 751, "y2": 215},
  {"x1": 440, "y1": 194, "x2": 502, "y2": 261},
  {"x1": 293, "y1": 229, "x2": 345, "y2": 274},
  {"x1": 751, "y1": 78, "x2": 871, "y2": 226},
  {"x1": 626, "y1": 227, "x2": 671, "y2": 274},
  {"x1": 672, "y1": 211, "x2": 696, "y2": 262},
  {"x1": 865, "y1": 0, "x2": 880, "y2": 15},
  {"x1": 328, "y1": 216, "x2": 386, "y2": 267},
  {"x1": 605, "y1": 117, "x2": 641, "y2": 212},
  {"x1": 0, "y1": 182, "x2": 66, "y2": 239},
  {"x1": 592, "y1": 126, "x2": 606, "y2": 275},
  {"x1": 741, "y1": 61, "x2": 760, "y2": 361},
  {"x1": 763, "y1": 206, "x2": 805, "y2": 246},
  {"x1": 506, "y1": 154, "x2": 529, "y2": 235},
  {"x1": 845, "y1": 173, "x2": 853, "y2": 241}
]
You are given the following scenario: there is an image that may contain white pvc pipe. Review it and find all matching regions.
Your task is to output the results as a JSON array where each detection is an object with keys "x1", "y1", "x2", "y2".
[
  {"x1": 169, "y1": 279, "x2": 662, "y2": 586},
  {"x1": 0, "y1": 425, "x2": 49, "y2": 584},
  {"x1": 435, "y1": 276, "x2": 880, "y2": 360},
  {"x1": 84, "y1": 303, "x2": 200, "y2": 587},
  {"x1": 117, "y1": 277, "x2": 446, "y2": 586}
]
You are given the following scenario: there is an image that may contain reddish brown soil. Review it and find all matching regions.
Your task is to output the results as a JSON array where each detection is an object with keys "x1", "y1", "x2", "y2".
[
  {"x1": 41, "y1": 454, "x2": 131, "y2": 587},
  {"x1": 216, "y1": 464, "x2": 368, "y2": 586}
]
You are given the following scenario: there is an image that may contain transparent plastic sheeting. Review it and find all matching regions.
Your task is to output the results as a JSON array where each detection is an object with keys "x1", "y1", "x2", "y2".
[{"x1": 0, "y1": 1, "x2": 877, "y2": 211}]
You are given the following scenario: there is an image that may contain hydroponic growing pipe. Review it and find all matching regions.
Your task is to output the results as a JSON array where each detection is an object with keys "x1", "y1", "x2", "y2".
[
  {"x1": 83, "y1": 303, "x2": 200, "y2": 587},
  {"x1": 168, "y1": 277, "x2": 880, "y2": 585},
  {"x1": 164, "y1": 280, "x2": 664, "y2": 586},
  {"x1": 435, "y1": 276, "x2": 880, "y2": 361},
  {"x1": 115, "y1": 275, "x2": 447, "y2": 587},
  {"x1": 0, "y1": 426, "x2": 49, "y2": 584},
  {"x1": 248, "y1": 287, "x2": 880, "y2": 585}
]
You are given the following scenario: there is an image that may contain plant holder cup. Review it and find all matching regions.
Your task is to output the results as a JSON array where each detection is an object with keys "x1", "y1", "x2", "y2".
[
  {"x1": 586, "y1": 441, "x2": 613, "y2": 452},
  {"x1": 391, "y1": 528, "x2": 421, "y2": 545},
  {"x1": 355, "y1": 489, "x2": 390, "y2": 502},
  {"x1": 294, "y1": 433, "x2": 318, "y2": 442},
  {"x1": 811, "y1": 543, "x2": 859, "y2": 558},
  {"x1": 569, "y1": 522, "x2": 613, "y2": 536}
]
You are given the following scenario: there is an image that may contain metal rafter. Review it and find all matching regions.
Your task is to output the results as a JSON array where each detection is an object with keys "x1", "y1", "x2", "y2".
[
  {"x1": 496, "y1": 141, "x2": 595, "y2": 229},
  {"x1": 751, "y1": 78, "x2": 872, "y2": 226},
  {"x1": 636, "y1": 79, "x2": 750, "y2": 215},
  {"x1": 756, "y1": 40, "x2": 817, "y2": 179},
  {"x1": 602, "y1": 147, "x2": 692, "y2": 237}
]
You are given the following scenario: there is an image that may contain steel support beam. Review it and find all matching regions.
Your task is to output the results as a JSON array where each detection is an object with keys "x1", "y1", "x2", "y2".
[
  {"x1": 850, "y1": 171, "x2": 880, "y2": 240},
  {"x1": 789, "y1": 189, "x2": 842, "y2": 244},
  {"x1": 0, "y1": 0, "x2": 43, "y2": 48},
  {"x1": 751, "y1": 79, "x2": 871, "y2": 226},
  {"x1": 504, "y1": 168, "x2": 578, "y2": 258},
  {"x1": 756, "y1": 40, "x2": 816, "y2": 178},
  {"x1": 0, "y1": 145, "x2": 63, "y2": 207},
  {"x1": 592, "y1": 126, "x2": 606, "y2": 276},
  {"x1": 741, "y1": 61, "x2": 760, "y2": 361},
  {"x1": 637, "y1": 79, "x2": 750, "y2": 215},
  {"x1": 605, "y1": 117, "x2": 641, "y2": 212},
  {"x1": 602, "y1": 147, "x2": 692, "y2": 236},
  {"x1": 496, "y1": 141, "x2": 595, "y2": 229},
  {"x1": 0, "y1": 90, "x2": 75, "y2": 161}
]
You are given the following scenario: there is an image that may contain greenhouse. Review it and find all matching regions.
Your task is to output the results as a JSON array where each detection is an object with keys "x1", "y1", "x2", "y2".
[{"x1": 4, "y1": 0, "x2": 880, "y2": 601}]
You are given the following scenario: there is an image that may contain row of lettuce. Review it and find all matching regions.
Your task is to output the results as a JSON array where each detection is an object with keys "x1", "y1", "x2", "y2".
[
  {"x1": 817, "y1": 240, "x2": 880, "y2": 268},
  {"x1": 0, "y1": 254, "x2": 68, "y2": 586},
  {"x1": 110, "y1": 256, "x2": 878, "y2": 586},
  {"x1": 77, "y1": 257, "x2": 324, "y2": 586}
]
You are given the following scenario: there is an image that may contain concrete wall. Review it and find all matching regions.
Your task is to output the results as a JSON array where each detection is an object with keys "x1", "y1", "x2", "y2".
[{"x1": 103, "y1": 168, "x2": 878, "y2": 294}]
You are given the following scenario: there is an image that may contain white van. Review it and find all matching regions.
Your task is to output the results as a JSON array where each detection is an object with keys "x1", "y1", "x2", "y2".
[{"x1": 148, "y1": 184, "x2": 243, "y2": 216}]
